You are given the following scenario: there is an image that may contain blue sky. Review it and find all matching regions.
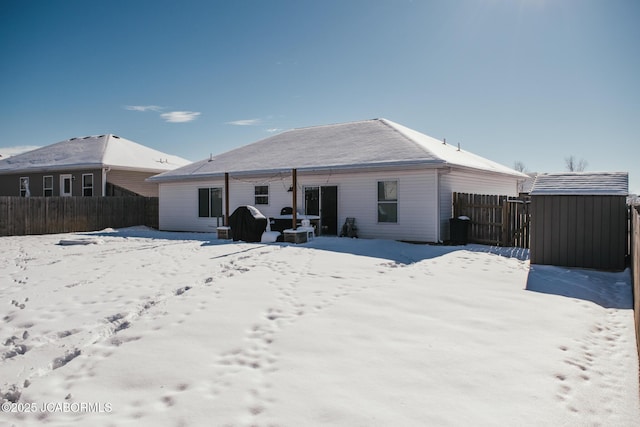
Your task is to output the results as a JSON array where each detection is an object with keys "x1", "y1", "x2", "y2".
[{"x1": 1, "y1": 0, "x2": 638, "y2": 192}]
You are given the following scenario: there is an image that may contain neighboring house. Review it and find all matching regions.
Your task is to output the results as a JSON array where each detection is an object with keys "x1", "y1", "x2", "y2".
[
  {"x1": 530, "y1": 172, "x2": 629, "y2": 270},
  {"x1": 149, "y1": 118, "x2": 528, "y2": 242},
  {"x1": 518, "y1": 172, "x2": 538, "y2": 195},
  {"x1": 0, "y1": 134, "x2": 190, "y2": 197}
]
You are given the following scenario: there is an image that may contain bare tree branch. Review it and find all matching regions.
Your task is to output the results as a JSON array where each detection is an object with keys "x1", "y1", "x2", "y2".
[{"x1": 565, "y1": 155, "x2": 588, "y2": 172}]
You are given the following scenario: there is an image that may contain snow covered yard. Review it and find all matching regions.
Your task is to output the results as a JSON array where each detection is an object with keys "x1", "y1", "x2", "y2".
[{"x1": 0, "y1": 227, "x2": 638, "y2": 427}]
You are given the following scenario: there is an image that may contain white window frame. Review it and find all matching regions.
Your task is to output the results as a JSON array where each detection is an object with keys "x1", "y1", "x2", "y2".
[
  {"x1": 254, "y1": 185, "x2": 269, "y2": 205},
  {"x1": 43, "y1": 175, "x2": 53, "y2": 197},
  {"x1": 19, "y1": 177, "x2": 30, "y2": 197},
  {"x1": 377, "y1": 180, "x2": 398, "y2": 223},
  {"x1": 82, "y1": 173, "x2": 93, "y2": 197},
  {"x1": 60, "y1": 174, "x2": 72, "y2": 197},
  {"x1": 198, "y1": 187, "x2": 223, "y2": 218}
]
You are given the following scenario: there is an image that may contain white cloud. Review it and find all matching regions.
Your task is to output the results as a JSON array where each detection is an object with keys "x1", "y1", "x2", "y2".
[
  {"x1": 124, "y1": 105, "x2": 164, "y2": 112},
  {"x1": 0, "y1": 145, "x2": 41, "y2": 158},
  {"x1": 226, "y1": 119, "x2": 262, "y2": 126},
  {"x1": 266, "y1": 128, "x2": 282, "y2": 133},
  {"x1": 160, "y1": 111, "x2": 201, "y2": 123}
]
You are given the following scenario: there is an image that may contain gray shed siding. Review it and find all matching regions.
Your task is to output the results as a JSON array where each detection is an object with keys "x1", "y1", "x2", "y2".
[{"x1": 530, "y1": 195, "x2": 627, "y2": 270}]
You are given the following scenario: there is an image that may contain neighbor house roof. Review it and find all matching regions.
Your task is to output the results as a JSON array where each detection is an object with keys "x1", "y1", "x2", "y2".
[
  {"x1": 530, "y1": 172, "x2": 629, "y2": 196},
  {"x1": 149, "y1": 118, "x2": 526, "y2": 182},
  {"x1": 0, "y1": 134, "x2": 191, "y2": 174}
]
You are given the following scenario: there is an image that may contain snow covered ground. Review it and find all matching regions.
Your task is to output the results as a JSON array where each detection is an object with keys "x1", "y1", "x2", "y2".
[{"x1": 0, "y1": 227, "x2": 638, "y2": 427}]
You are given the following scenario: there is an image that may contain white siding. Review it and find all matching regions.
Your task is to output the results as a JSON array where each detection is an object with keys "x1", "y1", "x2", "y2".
[
  {"x1": 159, "y1": 179, "x2": 224, "y2": 232},
  {"x1": 438, "y1": 169, "x2": 521, "y2": 241},
  {"x1": 159, "y1": 169, "x2": 440, "y2": 241}
]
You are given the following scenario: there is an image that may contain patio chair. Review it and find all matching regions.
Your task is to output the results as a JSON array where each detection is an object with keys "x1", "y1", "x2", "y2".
[{"x1": 340, "y1": 217, "x2": 358, "y2": 238}]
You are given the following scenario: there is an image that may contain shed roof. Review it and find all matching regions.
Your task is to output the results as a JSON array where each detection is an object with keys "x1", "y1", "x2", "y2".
[
  {"x1": 530, "y1": 172, "x2": 629, "y2": 196},
  {"x1": 0, "y1": 134, "x2": 191, "y2": 174},
  {"x1": 150, "y1": 118, "x2": 526, "y2": 182}
]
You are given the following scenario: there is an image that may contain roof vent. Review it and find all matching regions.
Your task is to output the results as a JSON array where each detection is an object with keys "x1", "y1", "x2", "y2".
[
  {"x1": 98, "y1": 135, "x2": 105, "y2": 138},
  {"x1": 457, "y1": 143, "x2": 461, "y2": 151},
  {"x1": 443, "y1": 138, "x2": 446, "y2": 145},
  {"x1": 70, "y1": 137, "x2": 78, "y2": 141},
  {"x1": 208, "y1": 153, "x2": 213, "y2": 162},
  {"x1": 83, "y1": 136, "x2": 91, "y2": 139},
  {"x1": 112, "y1": 135, "x2": 120, "y2": 139}
]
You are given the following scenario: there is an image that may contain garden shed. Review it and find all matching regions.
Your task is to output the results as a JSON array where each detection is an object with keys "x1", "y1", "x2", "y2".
[{"x1": 529, "y1": 172, "x2": 629, "y2": 270}]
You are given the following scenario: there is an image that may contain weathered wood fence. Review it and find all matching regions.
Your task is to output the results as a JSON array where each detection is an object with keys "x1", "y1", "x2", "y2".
[
  {"x1": 453, "y1": 192, "x2": 531, "y2": 248},
  {"x1": 631, "y1": 206, "x2": 640, "y2": 372},
  {"x1": 0, "y1": 197, "x2": 158, "y2": 236}
]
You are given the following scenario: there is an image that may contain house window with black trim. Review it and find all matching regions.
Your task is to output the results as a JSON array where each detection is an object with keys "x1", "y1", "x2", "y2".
[
  {"x1": 43, "y1": 176, "x2": 53, "y2": 196},
  {"x1": 377, "y1": 180, "x2": 397, "y2": 223},
  {"x1": 82, "y1": 174, "x2": 93, "y2": 196},
  {"x1": 19, "y1": 177, "x2": 30, "y2": 197},
  {"x1": 254, "y1": 185, "x2": 269, "y2": 205},
  {"x1": 198, "y1": 188, "x2": 223, "y2": 218}
]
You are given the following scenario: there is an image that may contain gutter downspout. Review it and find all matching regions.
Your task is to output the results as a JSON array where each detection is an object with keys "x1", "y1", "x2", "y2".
[{"x1": 102, "y1": 167, "x2": 110, "y2": 197}]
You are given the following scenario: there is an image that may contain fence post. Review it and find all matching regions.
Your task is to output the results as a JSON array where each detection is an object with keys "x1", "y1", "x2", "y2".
[
  {"x1": 632, "y1": 206, "x2": 640, "y2": 377},
  {"x1": 501, "y1": 198, "x2": 510, "y2": 247},
  {"x1": 452, "y1": 192, "x2": 458, "y2": 218}
]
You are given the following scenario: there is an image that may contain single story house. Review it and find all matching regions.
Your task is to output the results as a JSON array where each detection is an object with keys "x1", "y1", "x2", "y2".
[
  {"x1": 0, "y1": 134, "x2": 190, "y2": 197},
  {"x1": 530, "y1": 172, "x2": 629, "y2": 270},
  {"x1": 149, "y1": 118, "x2": 528, "y2": 242}
]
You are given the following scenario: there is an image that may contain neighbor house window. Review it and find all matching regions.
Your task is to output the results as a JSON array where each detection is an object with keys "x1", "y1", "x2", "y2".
[
  {"x1": 82, "y1": 174, "x2": 93, "y2": 196},
  {"x1": 19, "y1": 177, "x2": 30, "y2": 197},
  {"x1": 198, "y1": 188, "x2": 223, "y2": 217},
  {"x1": 43, "y1": 176, "x2": 53, "y2": 196},
  {"x1": 254, "y1": 185, "x2": 269, "y2": 205},
  {"x1": 377, "y1": 180, "x2": 397, "y2": 223}
]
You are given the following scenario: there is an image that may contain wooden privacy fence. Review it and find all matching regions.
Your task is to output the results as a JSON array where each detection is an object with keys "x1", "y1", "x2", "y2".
[
  {"x1": 632, "y1": 206, "x2": 640, "y2": 372},
  {"x1": 0, "y1": 196, "x2": 158, "y2": 236},
  {"x1": 453, "y1": 192, "x2": 531, "y2": 248}
]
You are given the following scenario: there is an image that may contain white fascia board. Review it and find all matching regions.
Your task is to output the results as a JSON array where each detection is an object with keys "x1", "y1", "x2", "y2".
[{"x1": 148, "y1": 160, "x2": 447, "y2": 183}]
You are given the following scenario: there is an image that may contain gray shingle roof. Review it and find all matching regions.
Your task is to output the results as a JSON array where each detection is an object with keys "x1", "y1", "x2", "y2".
[
  {"x1": 530, "y1": 172, "x2": 629, "y2": 196},
  {"x1": 0, "y1": 134, "x2": 190, "y2": 174},
  {"x1": 150, "y1": 118, "x2": 526, "y2": 182}
]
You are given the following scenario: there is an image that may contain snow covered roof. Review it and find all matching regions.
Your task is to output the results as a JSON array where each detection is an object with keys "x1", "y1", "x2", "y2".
[
  {"x1": 150, "y1": 118, "x2": 527, "y2": 182},
  {"x1": 0, "y1": 134, "x2": 191, "y2": 174},
  {"x1": 530, "y1": 172, "x2": 629, "y2": 196}
]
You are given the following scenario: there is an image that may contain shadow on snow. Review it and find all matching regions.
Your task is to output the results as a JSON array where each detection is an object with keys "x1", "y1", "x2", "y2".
[
  {"x1": 81, "y1": 227, "x2": 632, "y2": 309},
  {"x1": 525, "y1": 265, "x2": 633, "y2": 309}
]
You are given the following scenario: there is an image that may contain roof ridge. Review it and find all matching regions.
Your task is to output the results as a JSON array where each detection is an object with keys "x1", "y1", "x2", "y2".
[
  {"x1": 100, "y1": 134, "x2": 114, "y2": 165},
  {"x1": 289, "y1": 118, "x2": 381, "y2": 132},
  {"x1": 378, "y1": 118, "x2": 447, "y2": 162}
]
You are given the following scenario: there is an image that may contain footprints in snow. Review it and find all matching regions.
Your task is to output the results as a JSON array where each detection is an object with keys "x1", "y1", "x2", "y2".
[
  {"x1": 553, "y1": 312, "x2": 630, "y2": 418},
  {"x1": 12, "y1": 247, "x2": 30, "y2": 285},
  {"x1": 2, "y1": 299, "x2": 32, "y2": 361},
  {"x1": 51, "y1": 348, "x2": 81, "y2": 370},
  {"x1": 203, "y1": 249, "x2": 388, "y2": 422},
  {"x1": 10, "y1": 298, "x2": 28, "y2": 310}
]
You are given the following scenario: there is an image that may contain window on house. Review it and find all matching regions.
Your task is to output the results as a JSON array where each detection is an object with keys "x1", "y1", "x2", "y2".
[
  {"x1": 82, "y1": 174, "x2": 93, "y2": 196},
  {"x1": 43, "y1": 176, "x2": 53, "y2": 196},
  {"x1": 198, "y1": 188, "x2": 223, "y2": 218},
  {"x1": 377, "y1": 180, "x2": 397, "y2": 223},
  {"x1": 254, "y1": 185, "x2": 269, "y2": 205},
  {"x1": 19, "y1": 177, "x2": 30, "y2": 197}
]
